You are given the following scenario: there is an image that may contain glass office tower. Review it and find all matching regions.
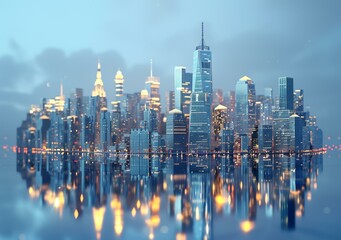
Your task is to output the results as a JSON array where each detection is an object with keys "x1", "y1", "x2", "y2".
[{"x1": 188, "y1": 23, "x2": 212, "y2": 154}]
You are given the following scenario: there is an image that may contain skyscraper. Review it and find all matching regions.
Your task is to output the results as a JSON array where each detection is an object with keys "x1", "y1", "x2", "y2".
[
  {"x1": 114, "y1": 70, "x2": 124, "y2": 102},
  {"x1": 92, "y1": 61, "x2": 106, "y2": 99},
  {"x1": 213, "y1": 104, "x2": 227, "y2": 149},
  {"x1": 100, "y1": 108, "x2": 111, "y2": 151},
  {"x1": 235, "y1": 76, "x2": 256, "y2": 136},
  {"x1": 293, "y1": 89, "x2": 304, "y2": 113},
  {"x1": 166, "y1": 90, "x2": 175, "y2": 113},
  {"x1": 278, "y1": 77, "x2": 294, "y2": 111},
  {"x1": 145, "y1": 60, "x2": 161, "y2": 113},
  {"x1": 188, "y1": 23, "x2": 212, "y2": 153},
  {"x1": 166, "y1": 109, "x2": 187, "y2": 153},
  {"x1": 174, "y1": 67, "x2": 192, "y2": 118}
]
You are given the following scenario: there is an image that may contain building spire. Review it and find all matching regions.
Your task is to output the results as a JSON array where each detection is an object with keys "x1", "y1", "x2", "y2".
[
  {"x1": 97, "y1": 59, "x2": 101, "y2": 70},
  {"x1": 201, "y1": 22, "x2": 204, "y2": 50},
  {"x1": 150, "y1": 59, "x2": 153, "y2": 77},
  {"x1": 60, "y1": 81, "x2": 64, "y2": 97}
]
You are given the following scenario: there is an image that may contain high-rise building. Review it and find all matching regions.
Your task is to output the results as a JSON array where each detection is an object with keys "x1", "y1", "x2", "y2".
[
  {"x1": 289, "y1": 114, "x2": 303, "y2": 152},
  {"x1": 145, "y1": 60, "x2": 161, "y2": 113},
  {"x1": 111, "y1": 101, "x2": 122, "y2": 145},
  {"x1": 261, "y1": 88, "x2": 273, "y2": 125},
  {"x1": 188, "y1": 23, "x2": 212, "y2": 153},
  {"x1": 213, "y1": 104, "x2": 227, "y2": 149},
  {"x1": 92, "y1": 61, "x2": 106, "y2": 99},
  {"x1": 130, "y1": 129, "x2": 150, "y2": 154},
  {"x1": 166, "y1": 90, "x2": 175, "y2": 113},
  {"x1": 174, "y1": 67, "x2": 192, "y2": 119},
  {"x1": 66, "y1": 115, "x2": 79, "y2": 151},
  {"x1": 143, "y1": 108, "x2": 158, "y2": 133},
  {"x1": 100, "y1": 108, "x2": 111, "y2": 151},
  {"x1": 258, "y1": 125, "x2": 272, "y2": 153},
  {"x1": 278, "y1": 77, "x2": 293, "y2": 111},
  {"x1": 221, "y1": 128, "x2": 234, "y2": 154},
  {"x1": 226, "y1": 91, "x2": 236, "y2": 128},
  {"x1": 166, "y1": 109, "x2": 187, "y2": 153},
  {"x1": 130, "y1": 128, "x2": 150, "y2": 175},
  {"x1": 235, "y1": 76, "x2": 256, "y2": 136},
  {"x1": 114, "y1": 70, "x2": 124, "y2": 102},
  {"x1": 273, "y1": 110, "x2": 291, "y2": 152},
  {"x1": 294, "y1": 89, "x2": 304, "y2": 113},
  {"x1": 70, "y1": 88, "x2": 83, "y2": 118}
]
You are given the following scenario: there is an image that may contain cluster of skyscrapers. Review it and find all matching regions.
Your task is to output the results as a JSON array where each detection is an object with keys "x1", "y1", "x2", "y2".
[{"x1": 17, "y1": 23, "x2": 323, "y2": 174}]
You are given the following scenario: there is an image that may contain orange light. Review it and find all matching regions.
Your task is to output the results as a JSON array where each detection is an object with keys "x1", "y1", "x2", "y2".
[{"x1": 240, "y1": 220, "x2": 255, "y2": 233}]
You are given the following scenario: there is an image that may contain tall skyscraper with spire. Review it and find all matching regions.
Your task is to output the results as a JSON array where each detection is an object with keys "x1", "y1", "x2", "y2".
[
  {"x1": 145, "y1": 59, "x2": 161, "y2": 113},
  {"x1": 92, "y1": 61, "x2": 106, "y2": 98},
  {"x1": 88, "y1": 61, "x2": 108, "y2": 150},
  {"x1": 188, "y1": 23, "x2": 212, "y2": 156}
]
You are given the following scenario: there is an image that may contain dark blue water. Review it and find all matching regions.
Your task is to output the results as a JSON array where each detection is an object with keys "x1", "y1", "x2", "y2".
[{"x1": 0, "y1": 152, "x2": 340, "y2": 240}]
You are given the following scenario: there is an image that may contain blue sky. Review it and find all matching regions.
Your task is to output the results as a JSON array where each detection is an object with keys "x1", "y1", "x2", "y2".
[{"x1": 0, "y1": 0, "x2": 340, "y2": 145}]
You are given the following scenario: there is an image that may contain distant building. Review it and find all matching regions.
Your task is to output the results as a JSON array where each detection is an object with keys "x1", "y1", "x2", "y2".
[
  {"x1": 130, "y1": 129, "x2": 150, "y2": 154},
  {"x1": 130, "y1": 128, "x2": 150, "y2": 176},
  {"x1": 114, "y1": 70, "x2": 124, "y2": 102},
  {"x1": 166, "y1": 109, "x2": 187, "y2": 153},
  {"x1": 166, "y1": 90, "x2": 175, "y2": 114},
  {"x1": 279, "y1": 77, "x2": 294, "y2": 111},
  {"x1": 221, "y1": 128, "x2": 234, "y2": 154},
  {"x1": 213, "y1": 104, "x2": 227, "y2": 150},
  {"x1": 258, "y1": 125, "x2": 272, "y2": 153},
  {"x1": 235, "y1": 76, "x2": 256, "y2": 136},
  {"x1": 174, "y1": 66, "x2": 192, "y2": 119}
]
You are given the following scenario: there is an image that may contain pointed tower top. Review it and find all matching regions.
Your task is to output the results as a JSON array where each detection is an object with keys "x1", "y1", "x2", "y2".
[
  {"x1": 150, "y1": 59, "x2": 153, "y2": 77},
  {"x1": 97, "y1": 59, "x2": 101, "y2": 70},
  {"x1": 196, "y1": 22, "x2": 209, "y2": 51},
  {"x1": 60, "y1": 81, "x2": 64, "y2": 97}
]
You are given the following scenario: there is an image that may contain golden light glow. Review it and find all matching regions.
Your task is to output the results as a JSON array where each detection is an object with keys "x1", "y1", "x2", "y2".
[
  {"x1": 215, "y1": 195, "x2": 227, "y2": 205},
  {"x1": 131, "y1": 207, "x2": 137, "y2": 217},
  {"x1": 74, "y1": 209, "x2": 79, "y2": 219},
  {"x1": 136, "y1": 200, "x2": 141, "y2": 209},
  {"x1": 240, "y1": 220, "x2": 255, "y2": 233},
  {"x1": 163, "y1": 181, "x2": 167, "y2": 190},
  {"x1": 256, "y1": 193, "x2": 262, "y2": 202},
  {"x1": 195, "y1": 207, "x2": 200, "y2": 221},
  {"x1": 176, "y1": 213, "x2": 184, "y2": 221},
  {"x1": 240, "y1": 181, "x2": 243, "y2": 190},
  {"x1": 145, "y1": 215, "x2": 160, "y2": 228},
  {"x1": 149, "y1": 232, "x2": 154, "y2": 240},
  {"x1": 151, "y1": 196, "x2": 161, "y2": 213},
  {"x1": 176, "y1": 233, "x2": 187, "y2": 240},
  {"x1": 111, "y1": 195, "x2": 124, "y2": 236},
  {"x1": 307, "y1": 192, "x2": 312, "y2": 201},
  {"x1": 296, "y1": 209, "x2": 302, "y2": 218},
  {"x1": 28, "y1": 187, "x2": 40, "y2": 199},
  {"x1": 141, "y1": 204, "x2": 149, "y2": 216},
  {"x1": 265, "y1": 193, "x2": 269, "y2": 205},
  {"x1": 80, "y1": 194, "x2": 84, "y2": 203},
  {"x1": 92, "y1": 207, "x2": 106, "y2": 240}
]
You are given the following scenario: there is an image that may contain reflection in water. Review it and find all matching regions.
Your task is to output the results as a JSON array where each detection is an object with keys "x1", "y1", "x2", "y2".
[{"x1": 16, "y1": 152, "x2": 324, "y2": 239}]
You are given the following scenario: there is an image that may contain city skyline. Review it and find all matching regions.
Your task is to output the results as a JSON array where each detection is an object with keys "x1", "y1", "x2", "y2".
[
  {"x1": 1, "y1": 1, "x2": 341, "y2": 147},
  {"x1": 2, "y1": 2, "x2": 341, "y2": 240}
]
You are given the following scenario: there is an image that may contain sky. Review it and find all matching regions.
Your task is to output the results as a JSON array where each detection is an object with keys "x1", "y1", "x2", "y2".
[{"x1": 0, "y1": 0, "x2": 340, "y2": 146}]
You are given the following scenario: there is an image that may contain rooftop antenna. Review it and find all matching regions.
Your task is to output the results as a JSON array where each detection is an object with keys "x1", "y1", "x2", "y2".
[
  {"x1": 97, "y1": 59, "x2": 101, "y2": 70},
  {"x1": 60, "y1": 79, "x2": 64, "y2": 97},
  {"x1": 150, "y1": 59, "x2": 153, "y2": 77},
  {"x1": 201, "y1": 22, "x2": 204, "y2": 50}
]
